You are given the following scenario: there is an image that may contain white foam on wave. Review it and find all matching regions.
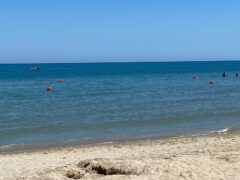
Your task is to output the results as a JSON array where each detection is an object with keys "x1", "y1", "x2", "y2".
[
  {"x1": 211, "y1": 128, "x2": 229, "y2": 134},
  {"x1": 98, "y1": 141, "x2": 114, "y2": 145},
  {"x1": 0, "y1": 145, "x2": 11, "y2": 149},
  {"x1": 0, "y1": 143, "x2": 20, "y2": 151}
]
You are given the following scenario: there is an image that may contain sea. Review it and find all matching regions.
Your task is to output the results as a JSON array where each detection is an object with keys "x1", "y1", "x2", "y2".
[{"x1": 1, "y1": 61, "x2": 240, "y2": 152}]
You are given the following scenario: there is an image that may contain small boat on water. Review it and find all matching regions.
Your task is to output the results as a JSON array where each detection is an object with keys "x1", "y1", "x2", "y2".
[{"x1": 30, "y1": 67, "x2": 40, "y2": 71}]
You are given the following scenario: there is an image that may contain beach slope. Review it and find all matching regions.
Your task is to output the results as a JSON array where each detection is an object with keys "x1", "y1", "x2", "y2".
[{"x1": 1, "y1": 134, "x2": 240, "y2": 180}]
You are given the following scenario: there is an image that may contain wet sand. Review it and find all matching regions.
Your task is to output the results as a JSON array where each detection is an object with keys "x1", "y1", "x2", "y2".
[{"x1": 1, "y1": 134, "x2": 240, "y2": 180}]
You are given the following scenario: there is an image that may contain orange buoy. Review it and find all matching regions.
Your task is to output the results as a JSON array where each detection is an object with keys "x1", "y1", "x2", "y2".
[
  {"x1": 46, "y1": 86, "x2": 52, "y2": 91},
  {"x1": 208, "y1": 80, "x2": 215, "y2": 84}
]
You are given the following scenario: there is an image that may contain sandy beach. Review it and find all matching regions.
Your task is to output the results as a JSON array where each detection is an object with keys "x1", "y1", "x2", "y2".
[{"x1": 0, "y1": 134, "x2": 240, "y2": 180}]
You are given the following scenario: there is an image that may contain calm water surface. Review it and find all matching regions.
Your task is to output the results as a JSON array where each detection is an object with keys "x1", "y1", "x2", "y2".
[{"x1": 1, "y1": 62, "x2": 240, "y2": 151}]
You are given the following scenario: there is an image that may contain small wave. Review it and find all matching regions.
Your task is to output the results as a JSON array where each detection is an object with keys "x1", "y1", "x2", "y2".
[
  {"x1": 211, "y1": 128, "x2": 229, "y2": 134},
  {"x1": 0, "y1": 143, "x2": 26, "y2": 152},
  {"x1": 0, "y1": 144, "x2": 13, "y2": 150},
  {"x1": 98, "y1": 141, "x2": 114, "y2": 145}
]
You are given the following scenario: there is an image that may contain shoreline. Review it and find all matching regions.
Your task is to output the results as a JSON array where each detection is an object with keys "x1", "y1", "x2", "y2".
[
  {"x1": 1, "y1": 133, "x2": 240, "y2": 179},
  {"x1": 0, "y1": 130, "x2": 226, "y2": 155}
]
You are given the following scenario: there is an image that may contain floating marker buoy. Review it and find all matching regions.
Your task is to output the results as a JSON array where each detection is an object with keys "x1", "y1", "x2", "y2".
[
  {"x1": 46, "y1": 86, "x2": 52, "y2": 91},
  {"x1": 208, "y1": 80, "x2": 215, "y2": 84},
  {"x1": 192, "y1": 76, "x2": 197, "y2": 80},
  {"x1": 57, "y1": 79, "x2": 63, "y2": 83}
]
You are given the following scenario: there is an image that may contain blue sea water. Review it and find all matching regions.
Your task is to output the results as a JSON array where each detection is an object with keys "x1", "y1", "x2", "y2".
[{"x1": 1, "y1": 61, "x2": 240, "y2": 151}]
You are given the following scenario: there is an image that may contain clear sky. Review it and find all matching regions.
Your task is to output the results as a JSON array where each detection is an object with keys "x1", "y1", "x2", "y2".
[{"x1": 0, "y1": 0, "x2": 240, "y2": 63}]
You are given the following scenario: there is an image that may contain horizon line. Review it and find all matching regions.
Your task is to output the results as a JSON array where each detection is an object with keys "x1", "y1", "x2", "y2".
[{"x1": 0, "y1": 59, "x2": 240, "y2": 65}]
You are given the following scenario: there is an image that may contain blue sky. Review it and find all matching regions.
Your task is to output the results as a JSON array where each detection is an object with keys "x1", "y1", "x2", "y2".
[{"x1": 0, "y1": 0, "x2": 240, "y2": 63}]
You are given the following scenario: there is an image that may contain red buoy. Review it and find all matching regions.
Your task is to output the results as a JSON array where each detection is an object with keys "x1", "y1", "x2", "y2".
[
  {"x1": 57, "y1": 79, "x2": 64, "y2": 83},
  {"x1": 46, "y1": 86, "x2": 52, "y2": 91}
]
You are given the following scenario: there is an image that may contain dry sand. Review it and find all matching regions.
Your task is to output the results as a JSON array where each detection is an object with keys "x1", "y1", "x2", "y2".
[{"x1": 1, "y1": 134, "x2": 240, "y2": 180}]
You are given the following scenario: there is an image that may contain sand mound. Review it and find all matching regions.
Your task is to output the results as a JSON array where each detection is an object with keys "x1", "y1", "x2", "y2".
[
  {"x1": 39, "y1": 158, "x2": 143, "y2": 179},
  {"x1": 78, "y1": 158, "x2": 138, "y2": 176}
]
